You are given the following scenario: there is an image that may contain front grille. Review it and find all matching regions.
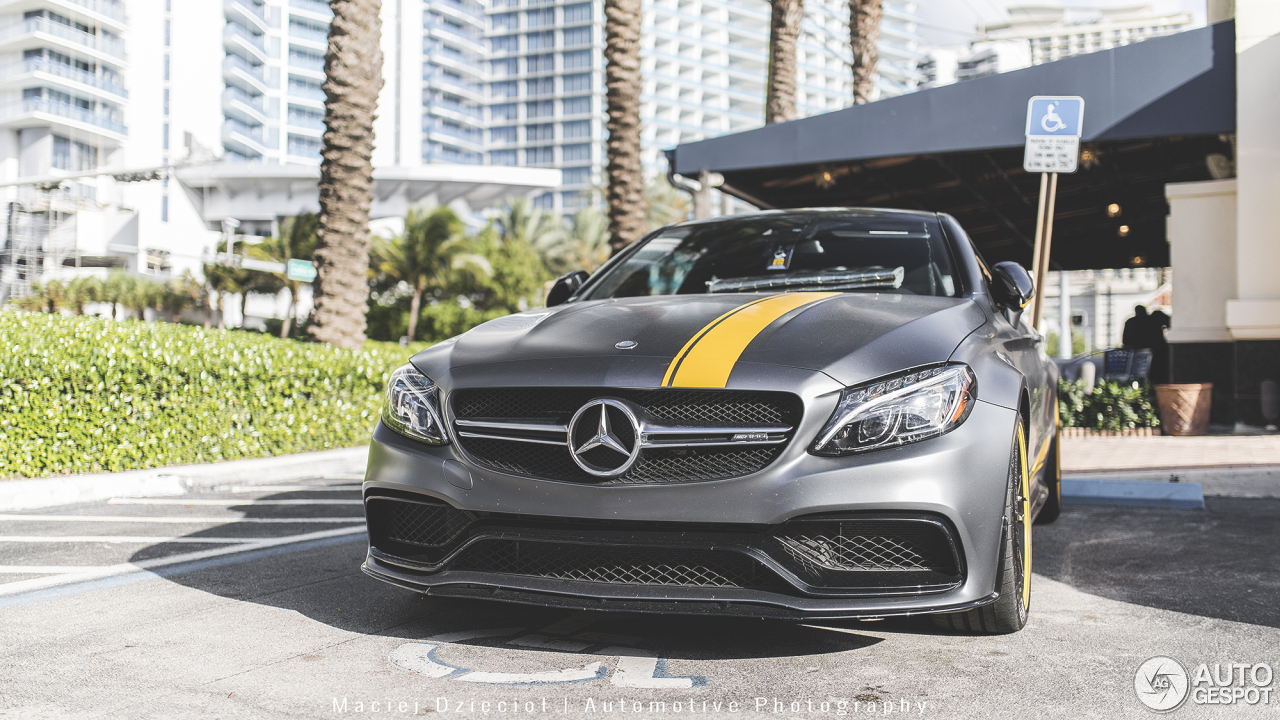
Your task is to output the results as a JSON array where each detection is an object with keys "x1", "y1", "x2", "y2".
[
  {"x1": 365, "y1": 496, "x2": 963, "y2": 596},
  {"x1": 776, "y1": 521, "x2": 960, "y2": 577},
  {"x1": 451, "y1": 388, "x2": 802, "y2": 485},
  {"x1": 451, "y1": 540, "x2": 785, "y2": 590}
]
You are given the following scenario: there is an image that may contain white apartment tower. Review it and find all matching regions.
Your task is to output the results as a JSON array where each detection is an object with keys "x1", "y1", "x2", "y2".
[{"x1": 486, "y1": 0, "x2": 925, "y2": 213}]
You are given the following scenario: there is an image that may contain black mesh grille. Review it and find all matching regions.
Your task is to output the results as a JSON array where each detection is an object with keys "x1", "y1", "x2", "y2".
[
  {"x1": 365, "y1": 498, "x2": 475, "y2": 548},
  {"x1": 452, "y1": 540, "x2": 785, "y2": 590},
  {"x1": 775, "y1": 521, "x2": 959, "y2": 577},
  {"x1": 451, "y1": 388, "x2": 801, "y2": 485}
]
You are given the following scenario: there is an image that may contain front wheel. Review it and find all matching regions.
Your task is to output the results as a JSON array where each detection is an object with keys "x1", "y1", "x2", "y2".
[{"x1": 932, "y1": 419, "x2": 1032, "y2": 634}]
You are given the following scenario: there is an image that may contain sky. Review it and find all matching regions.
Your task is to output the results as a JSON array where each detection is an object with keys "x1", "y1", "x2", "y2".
[{"x1": 913, "y1": 0, "x2": 1209, "y2": 48}]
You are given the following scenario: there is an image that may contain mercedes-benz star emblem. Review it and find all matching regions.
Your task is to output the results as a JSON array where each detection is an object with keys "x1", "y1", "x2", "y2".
[{"x1": 567, "y1": 398, "x2": 642, "y2": 477}]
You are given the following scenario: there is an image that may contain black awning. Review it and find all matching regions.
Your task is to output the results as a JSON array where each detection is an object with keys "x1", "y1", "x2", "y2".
[{"x1": 665, "y1": 21, "x2": 1237, "y2": 271}]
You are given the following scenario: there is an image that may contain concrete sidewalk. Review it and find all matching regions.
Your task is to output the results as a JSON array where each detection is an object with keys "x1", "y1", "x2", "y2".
[
  {"x1": 0, "y1": 447, "x2": 369, "y2": 511},
  {"x1": 1062, "y1": 434, "x2": 1280, "y2": 498}
]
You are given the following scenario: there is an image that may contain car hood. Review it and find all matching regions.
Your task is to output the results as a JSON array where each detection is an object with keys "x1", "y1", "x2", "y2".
[{"x1": 413, "y1": 293, "x2": 988, "y2": 388}]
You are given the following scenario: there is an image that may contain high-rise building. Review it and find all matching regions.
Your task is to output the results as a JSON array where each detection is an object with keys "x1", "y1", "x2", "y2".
[
  {"x1": 919, "y1": 4, "x2": 1196, "y2": 88},
  {"x1": 485, "y1": 0, "x2": 924, "y2": 214},
  {"x1": 0, "y1": 0, "x2": 557, "y2": 310}
]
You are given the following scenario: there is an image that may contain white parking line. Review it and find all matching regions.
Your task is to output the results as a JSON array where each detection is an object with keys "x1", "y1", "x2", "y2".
[
  {"x1": 0, "y1": 536, "x2": 255, "y2": 544},
  {"x1": 229, "y1": 485, "x2": 362, "y2": 493},
  {"x1": 107, "y1": 498, "x2": 363, "y2": 506},
  {"x1": 0, "y1": 566, "x2": 114, "y2": 574},
  {"x1": 0, "y1": 525, "x2": 366, "y2": 597},
  {"x1": 0, "y1": 515, "x2": 362, "y2": 524}
]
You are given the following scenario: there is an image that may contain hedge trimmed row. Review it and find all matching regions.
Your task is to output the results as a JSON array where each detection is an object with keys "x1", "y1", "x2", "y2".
[{"x1": 1, "y1": 311, "x2": 413, "y2": 478}]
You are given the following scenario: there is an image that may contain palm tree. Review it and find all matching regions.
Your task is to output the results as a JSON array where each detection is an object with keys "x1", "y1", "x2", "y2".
[
  {"x1": 497, "y1": 197, "x2": 558, "y2": 247},
  {"x1": 604, "y1": 0, "x2": 647, "y2": 254},
  {"x1": 849, "y1": 0, "x2": 881, "y2": 104},
  {"x1": 66, "y1": 276, "x2": 103, "y2": 315},
  {"x1": 310, "y1": 0, "x2": 384, "y2": 349},
  {"x1": 203, "y1": 264, "x2": 242, "y2": 330},
  {"x1": 371, "y1": 206, "x2": 491, "y2": 341},
  {"x1": 536, "y1": 207, "x2": 611, "y2": 275},
  {"x1": 248, "y1": 214, "x2": 317, "y2": 338},
  {"x1": 766, "y1": 0, "x2": 805, "y2": 124}
]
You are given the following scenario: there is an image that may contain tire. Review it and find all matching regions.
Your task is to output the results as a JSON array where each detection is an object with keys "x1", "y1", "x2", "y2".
[
  {"x1": 931, "y1": 419, "x2": 1032, "y2": 635},
  {"x1": 1035, "y1": 429, "x2": 1062, "y2": 525}
]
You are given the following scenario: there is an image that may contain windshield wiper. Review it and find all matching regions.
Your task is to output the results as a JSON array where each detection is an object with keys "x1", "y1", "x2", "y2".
[{"x1": 706, "y1": 266, "x2": 905, "y2": 293}]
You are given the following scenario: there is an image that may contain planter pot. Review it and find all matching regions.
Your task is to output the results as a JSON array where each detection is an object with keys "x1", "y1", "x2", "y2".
[{"x1": 1154, "y1": 383, "x2": 1214, "y2": 436}]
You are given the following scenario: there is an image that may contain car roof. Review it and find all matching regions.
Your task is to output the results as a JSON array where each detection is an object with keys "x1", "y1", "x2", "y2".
[{"x1": 667, "y1": 207, "x2": 940, "y2": 228}]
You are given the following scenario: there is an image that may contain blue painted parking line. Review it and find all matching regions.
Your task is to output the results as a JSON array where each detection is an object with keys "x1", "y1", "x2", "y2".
[{"x1": 1061, "y1": 478, "x2": 1205, "y2": 510}]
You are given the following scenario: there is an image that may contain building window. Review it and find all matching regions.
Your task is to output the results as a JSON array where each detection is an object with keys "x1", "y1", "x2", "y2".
[
  {"x1": 563, "y1": 27, "x2": 591, "y2": 47},
  {"x1": 562, "y1": 167, "x2": 590, "y2": 185},
  {"x1": 527, "y1": 54, "x2": 554, "y2": 73},
  {"x1": 527, "y1": 31, "x2": 554, "y2": 50},
  {"x1": 562, "y1": 96, "x2": 590, "y2": 115},
  {"x1": 163, "y1": 123, "x2": 169, "y2": 150},
  {"x1": 562, "y1": 50, "x2": 591, "y2": 69},
  {"x1": 491, "y1": 103, "x2": 517, "y2": 120},
  {"x1": 490, "y1": 34, "x2": 518, "y2": 53},
  {"x1": 564, "y1": 3, "x2": 592, "y2": 24},
  {"x1": 532, "y1": 192, "x2": 554, "y2": 210},
  {"x1": 562, "y1": 191, "x2": 588, "y2": 209},
  {"x1": 51, "y1": 135, "x2": 97, "y2": 171},
  {"x1": 490, "y1": 149, "x2": 517, "y2": 165},
  {"x1": 526, "y1": 9, "x2": 553, "y2": 27},
  {"x1": 562, "y1": 120, "x2": 590, "y2": 138},
  {"x1": 563, "y1": 73, "x2": 591, "y2": 93},
  {"x1": 164, "y1": 19, "x2": 170, "y2": 46},
  {"x1": 526, "y1": 77, "x2": 553, "y2": 96},
  {"x1": 163, "y1": 55, "x2": 170, "y2": 81},
  {"x1": 288, "y1": 134, "x2": 322, "y2": 158},
  {"x1": 491, "y1": 12, "x2": 517, "y2": 31},
  {"x1": 525, "y1": 146, "x2": 553, "y2": 164},
  {"x1": 526, "y1": 100, "x2": 553, "y2": 118},
  {"x1": 161, "y1": 195, "x2": 169, "y2": 223},
  {"x1": 526, "y1": 123, "x2": 553, "y2": 141},
  {"x1": 491, "y1": 80, "x2": 517, "y2": 98},
  {"x1": 562, "y1": 143, "x2": 590, "y2": 162},
  {"x1": 492, "y1": 58, "x2": 517, "y2": 75},
  {"x1": 490, "y1": 126, "x2": 517, "y2": 144}
]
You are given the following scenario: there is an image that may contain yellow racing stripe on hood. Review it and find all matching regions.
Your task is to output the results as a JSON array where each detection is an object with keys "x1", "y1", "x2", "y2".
[{"x1": 663, "y1": 292, "x2": 840, "y2": 388}]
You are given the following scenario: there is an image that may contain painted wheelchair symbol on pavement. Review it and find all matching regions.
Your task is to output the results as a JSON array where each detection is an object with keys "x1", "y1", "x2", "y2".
[{"x1": 390, "y1": 617, "x2": 706, "y2": 688}]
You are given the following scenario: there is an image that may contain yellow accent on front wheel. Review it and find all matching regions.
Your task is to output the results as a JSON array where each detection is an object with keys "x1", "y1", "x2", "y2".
[{"x1": 1018, "y1": 423, "x2": 1032, "y2": 609}]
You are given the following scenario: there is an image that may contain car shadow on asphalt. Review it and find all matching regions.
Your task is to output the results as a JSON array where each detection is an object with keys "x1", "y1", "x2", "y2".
[
  {"x1": 1033, "y1": 496, "x2": 1280, "y2": 629},
  {"x1": 126, "y1": 489, "x2": 891, "y2": 657}
]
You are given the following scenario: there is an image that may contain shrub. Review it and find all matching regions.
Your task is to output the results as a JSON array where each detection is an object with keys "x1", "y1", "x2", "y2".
[
  {"x1": 0, "y1": 311, "x2": 419, "y2": 478},
  {"x1": 1058, "y1": 378, "x2": 1160, "y2": 430}
]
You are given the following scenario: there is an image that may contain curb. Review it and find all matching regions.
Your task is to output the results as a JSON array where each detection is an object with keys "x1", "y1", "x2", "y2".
[
  {"x1": 1061, "y1": 478, "x2": 1205, "y2": 509},
  {"x1": 1065, "y1": 466, "x2": 1280, "y2": 499},
  {"x1": 0, "y1": 446, "x2": 369, "y2": 511}
]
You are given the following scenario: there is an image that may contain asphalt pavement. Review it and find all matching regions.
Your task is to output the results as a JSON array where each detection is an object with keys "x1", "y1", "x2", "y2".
[{"x1": 1, "y1": 479, "x2": 1278, "y2": 719}]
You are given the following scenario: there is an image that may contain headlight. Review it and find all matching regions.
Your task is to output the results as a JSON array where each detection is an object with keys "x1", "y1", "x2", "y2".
[
  {"x1": 382, "y1": 364, "x2": 448, "y2": 445},
  {"x1": 811, "y1": 364, "x2": 977, "y2": 456}
]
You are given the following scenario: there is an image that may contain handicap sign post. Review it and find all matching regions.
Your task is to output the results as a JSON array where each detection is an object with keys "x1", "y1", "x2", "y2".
[{"x1": 1023, "y1": 96, "x2": 1084, "y2": 328}]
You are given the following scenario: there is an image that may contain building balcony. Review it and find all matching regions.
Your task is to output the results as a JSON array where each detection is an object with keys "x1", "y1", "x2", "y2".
[
  {"x1": 287, "y1": 0, "x2": 332, "y2": 20},
  {"x1": 224, "y1": 0, "x2": 268, "y2": 36},
  {"x1": 426, "y1": 75, "x2": 485, "y2": 104},
  {"x1": 0, "y1": 98, "x2": 126, "y2": 143},
  {"x1": 0, "y1": 16, "x2": 127, "y2": 63},
  {"x1": 223, "y1": 22, "x2": 267, "y2": 65},
  {"x1": 0, "y1": 57, "x2": 127, "y2": 100},
  {"x1": 286, "y1": 83, "x2": 325, "y2": 108},
  {"x1": 288, "y1": 23, "x2": 329, "y2": 47},
  {"x1": 285, "y1": 113, "x2": 324, "y2": 133},
  {"x1": 223, "y1": 54, "x2": 267, "y2": 95},
  {"x1": 287, "y1": 52, "x2": 325, "y2": 77},
  {"x1": 222, "y1": 86, "x2": 267, "y2": 125},
  {"x1": 0, "y1": 0, "x2": 127, "y2": 31},
  {"x1": 221, "y1": 118, "x2": 268, "y2": 158}
]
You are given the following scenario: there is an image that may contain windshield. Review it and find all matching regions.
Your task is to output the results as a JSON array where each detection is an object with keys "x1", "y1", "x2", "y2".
[{"x1": 583, "y1": 214, "x2": 961, "y2": 300}]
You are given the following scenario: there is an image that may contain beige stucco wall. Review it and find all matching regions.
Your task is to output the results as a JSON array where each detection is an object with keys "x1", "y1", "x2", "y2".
[{"x1": 1166, "y1": 179, "x2": 1237, "y2": 343}]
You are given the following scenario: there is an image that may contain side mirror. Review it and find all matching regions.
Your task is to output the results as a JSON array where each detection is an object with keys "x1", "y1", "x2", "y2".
[
  {"x1": 546, "y1": 270, "x2": 589, "y2": 307},
  {"x1": 990, "y1": 261, "x2": 1035, "y2": 311}
]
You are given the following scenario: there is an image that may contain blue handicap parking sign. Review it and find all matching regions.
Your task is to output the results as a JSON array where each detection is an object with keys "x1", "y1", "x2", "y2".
[{"x1": 1026, "y1": 96, "x2": 1084, "y2": 137}]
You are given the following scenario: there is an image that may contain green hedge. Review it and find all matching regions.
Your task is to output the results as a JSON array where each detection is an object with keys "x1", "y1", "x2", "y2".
[
  {"x1": 1058, "y1": 378, "x2": 1160, "y2": 431},
  {"x1": 0, "y1": 311, "x2": 416, "y2": 478}
]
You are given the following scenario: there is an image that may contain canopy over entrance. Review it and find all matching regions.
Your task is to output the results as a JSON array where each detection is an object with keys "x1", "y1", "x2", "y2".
[{"x1": 668, "y1": 22, "x2": 1236, "y2": 270}]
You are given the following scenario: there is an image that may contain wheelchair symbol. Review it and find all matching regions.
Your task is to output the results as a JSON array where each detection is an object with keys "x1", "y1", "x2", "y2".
[{"x1": 1041, "y1": 102, "x2": 1067, "y2": 133}]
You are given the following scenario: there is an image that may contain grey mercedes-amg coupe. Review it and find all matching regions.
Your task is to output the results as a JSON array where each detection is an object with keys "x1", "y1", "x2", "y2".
[{"x1": 361, "y1": 208, "x2": 1060, "y2": 634}]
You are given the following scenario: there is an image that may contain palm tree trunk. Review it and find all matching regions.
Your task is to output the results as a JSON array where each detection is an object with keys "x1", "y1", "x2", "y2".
[
  {"x1": 239, "y1": 291, "x2": 249, "y2": 328},
  {"x1": 310, "y1": 0, "x2": 384, "y2": 349},
  {"x1": 766, "y1": 0, "x2": 804, "y2": 124},
  {"x1": 604, "y1": 0, "x2": 646, "y2": 254},
  {"x1": 406, "y1": 287, "x2": 422, "y2": 341},
  {"x1": 216, "y1": 292, "x2": 225, "y2": 330},
  {"x1": 849, "y1": 0, "x2": 881, "y2": 104},
  {"x1": 282, "y1": 286, "x2": 298, "y2": 338}
]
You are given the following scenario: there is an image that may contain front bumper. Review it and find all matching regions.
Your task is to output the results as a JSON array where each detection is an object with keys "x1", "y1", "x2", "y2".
[{"x1": 362, "y1": 388, "x2": 1019, "y2": 619}]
